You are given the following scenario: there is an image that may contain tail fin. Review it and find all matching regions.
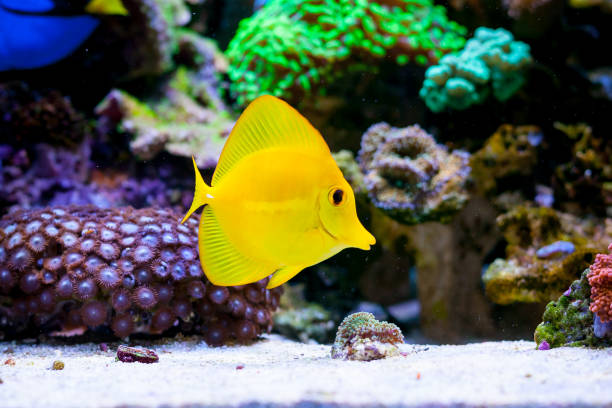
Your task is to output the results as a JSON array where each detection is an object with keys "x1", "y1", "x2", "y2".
[
  {"x1": 181, "y1": 157, "x2": 211, "y2": 224},
  {"x1": 85, "y1": 0, "x2": 129, "y2": 15}
]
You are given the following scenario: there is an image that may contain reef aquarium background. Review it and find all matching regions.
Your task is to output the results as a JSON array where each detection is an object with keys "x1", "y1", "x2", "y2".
[{"x1": 0, "y1": 0, "x2": 611, "y2": 407}]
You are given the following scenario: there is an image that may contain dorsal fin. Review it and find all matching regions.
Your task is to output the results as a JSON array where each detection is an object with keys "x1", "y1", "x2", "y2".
[{"x1": 212, "y1": 95, "x2": 331, "y2": 186}]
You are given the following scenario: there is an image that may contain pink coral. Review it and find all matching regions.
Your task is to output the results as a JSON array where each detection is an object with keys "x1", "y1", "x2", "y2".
[{"x1": 588, "y1": 243, "x2": 612, "y2": 322}]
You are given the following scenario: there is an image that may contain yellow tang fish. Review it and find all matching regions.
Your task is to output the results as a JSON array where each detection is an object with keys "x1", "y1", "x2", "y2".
[{"x1": 181, "y1": 95, "x2": 376, "y2": 289}]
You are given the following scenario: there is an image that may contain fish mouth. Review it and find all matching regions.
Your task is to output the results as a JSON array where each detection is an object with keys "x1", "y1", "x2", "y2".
[{"x1": 319, "y1": 217, "x2": 375, "y2": 251}]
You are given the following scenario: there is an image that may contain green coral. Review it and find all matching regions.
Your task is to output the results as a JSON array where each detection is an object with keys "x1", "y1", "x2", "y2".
[
  {"x1": 420, "y1": 27, "x2": 532, "y2": 112},
  {"x1": 227, "y1": 0, "x2": 467, "y2": 106},
  {"x1": 534, "y1": 270, "x2": 612, "y2": 348},
  {"x1": 331, "y1": 312, "x2": 404, "y2": 361}
]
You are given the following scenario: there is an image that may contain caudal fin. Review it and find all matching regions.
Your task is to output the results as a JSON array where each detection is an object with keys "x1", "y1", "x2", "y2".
[{"x1": 181, "y1": 157, "x2": 211, "y2": 224}]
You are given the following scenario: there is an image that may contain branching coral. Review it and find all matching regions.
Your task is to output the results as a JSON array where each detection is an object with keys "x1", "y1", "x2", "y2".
[
  {"x1": 358, "y1": 122, "x2": 470, "y2": 225},
  {"x1": 482, "y1": 206, "x2": 612, "y2": 304},
  {"x1": 226, "y1": 0, "x2": 467, "y2": 106},
  {"x1": 588, "y1": 243, "x2": 612, "y2": 322},
  {"x1": 0, "y1": 205, "x2": 282, "y2": 344},
  {"x1": 331, "y1": 312, "x2": 404, "y2": 361},
  {"x1": 96, "y1": 32, "x2": 233, "y2": 169},
  {"x1": 420, "y1": 27, "x2": 532, "y2": 112},
  {"x1": 470, "y1": 124, "x2": 541, "y2": 195}
]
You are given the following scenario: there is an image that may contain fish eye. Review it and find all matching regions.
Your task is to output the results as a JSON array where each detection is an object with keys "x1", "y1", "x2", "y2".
[{"x1": 329, "y1": 188, "x2": 345, "y2": 206}]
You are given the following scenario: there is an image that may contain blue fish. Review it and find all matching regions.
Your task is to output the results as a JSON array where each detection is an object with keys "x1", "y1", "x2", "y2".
[{"x1": 0, "y1": 0, "x2": 127, "y2": 71}]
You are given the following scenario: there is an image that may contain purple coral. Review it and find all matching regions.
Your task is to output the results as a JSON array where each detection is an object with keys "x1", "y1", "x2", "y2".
[
  {"x1": 358, "y1": 122, "x2": 470, "y2": 225},
  {"x1": 0, "y1": 205, "x2": 283, "y2": 345}
]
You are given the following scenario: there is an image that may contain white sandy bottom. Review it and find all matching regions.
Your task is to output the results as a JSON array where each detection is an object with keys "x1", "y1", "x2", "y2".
[{"x1": 0, "y1": 335, "x2": 610, "y2": 408}]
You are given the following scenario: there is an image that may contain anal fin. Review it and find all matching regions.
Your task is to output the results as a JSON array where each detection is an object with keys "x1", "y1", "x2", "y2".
[
  {"x1": 266, "y1": 265, "x2": 304, "y2": 289},
  {"x1": 200, "y1": 206, "x2": 274, "y2": 286}
]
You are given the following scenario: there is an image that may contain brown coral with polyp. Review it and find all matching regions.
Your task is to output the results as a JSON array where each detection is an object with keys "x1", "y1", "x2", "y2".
[{"x1": 0, "y1": 205, "x2": 282, "y2": 345}]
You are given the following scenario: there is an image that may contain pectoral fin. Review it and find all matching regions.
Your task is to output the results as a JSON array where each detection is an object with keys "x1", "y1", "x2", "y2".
[{"x1": 266, "y1": 265, "x2": 304, "y2": 289}]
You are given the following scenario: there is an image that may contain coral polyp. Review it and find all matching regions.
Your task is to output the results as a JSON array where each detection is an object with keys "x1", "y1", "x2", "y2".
[
  {"x1": 358, "y1": 122, "x2": 471, "y2": 225},
  {"x1": 331, "y1": 312, "x2": 404, "y2": 361},
  {"x1": 0, "y1": 205, "x2": 283, "y2": 344}
]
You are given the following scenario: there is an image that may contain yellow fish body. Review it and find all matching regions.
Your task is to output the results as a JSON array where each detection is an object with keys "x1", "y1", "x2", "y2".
[{"x1": 182, "y1": 95, "x2": 375, "y2": 289}]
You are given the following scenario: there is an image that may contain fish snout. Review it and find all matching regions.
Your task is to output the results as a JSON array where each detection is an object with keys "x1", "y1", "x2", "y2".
[{"x1": 347, "y1": 224, "x2": 376, "y2": 251}]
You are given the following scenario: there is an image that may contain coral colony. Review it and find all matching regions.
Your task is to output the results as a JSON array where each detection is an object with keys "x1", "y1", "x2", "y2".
[
  {"x1": 227, "y1": 0, "x2": 467, "y2": 105},
  {"x1": 0, "y1": 206, "x2": 282, "y2": 345},
  {"x1": 534, "y1": 243, "x2": 612, "y2": 348},
  {"x1": 358, "y1": 122, "x2": 470, "y2": 225},
  {"x1": 331, "y1": 312, "x2": 404, "y2": 361}
]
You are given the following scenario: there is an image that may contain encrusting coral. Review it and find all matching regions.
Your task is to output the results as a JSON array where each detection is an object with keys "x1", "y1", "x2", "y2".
[
  {"x1": 331, "y1": 312, "x2": 404, "y2": 361},
  {"x1": 552, "y1": 123, "x2": 612, "y2": 215},
  {"x1": 482, "y1": 206, "x2": 612, "y2": 304},
  {"x1": 588, "y1": 243, "x2": 612, "y2": 323},
  {"x1": 96, "y1": 8, "x2": 234, "y2": 169},
  {"x1": 470, "y1": 124, "x2": 542, "y2": 195},
  {"x1": 358, "y1": 122, "x2": 470, "y2": 225},
  {"x1": 0, "y1": 142, "x2": 91, "y2": 212},
  {"x1": 420, "y1": 27, "x2": 532, "y2": 112},
  {"x1": 226, "y1": 0, "x2": 467, "y2": 106},
  {"x1": 0, "y1": 206, "x2": 282, "y2": 345},
  {"x1": 534, "y1": 269, "x2": 611, "y2": 349}
]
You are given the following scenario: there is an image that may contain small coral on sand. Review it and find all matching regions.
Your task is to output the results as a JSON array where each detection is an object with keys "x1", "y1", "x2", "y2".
[
  {"x1": 482, "y1": 206, "x2": 612, "y2": 304},
  {"x1": 116, "y1": 345, "x2": 159, "y2": 363},
  {"x1": 331, "y1": 312, "x2": 404, "y2": 361},
  {"x1": 358, "y1": 122, "x2": 470, "y2": 225},
  {"x1": 420, "y1": 27, "x2": 532, "y2": 112},
  {"x1": 0, "y1": 206, "x2": 282, "y2": 345},
  {"x1": 227, "y1": 0, "x2": 467, "y2": 105},
  {"x1": 534, "y1": 269, "x2": 612, "y2": 349},
  {"x1": 588, "y1": 243, "x2": 612, "y2": 323}
]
